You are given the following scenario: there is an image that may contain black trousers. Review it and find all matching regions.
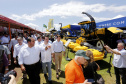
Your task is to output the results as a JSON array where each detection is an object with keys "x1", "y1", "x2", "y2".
[
  {"x1": 114, "y1": 67, "x2": 126, "y2": 84},
  {"x1": 24, "y1": 61, "x2": 40, "y2": 84}
]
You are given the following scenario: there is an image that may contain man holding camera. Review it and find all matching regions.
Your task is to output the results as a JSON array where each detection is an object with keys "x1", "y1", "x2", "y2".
[{"x1": 104, "y1": 43, "x2": 126, "y2": 84}]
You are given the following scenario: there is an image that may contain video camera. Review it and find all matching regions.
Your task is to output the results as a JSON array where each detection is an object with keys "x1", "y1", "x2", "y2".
[{"x1": 0, "y1": 70, "x2": 17, "y2": 84}]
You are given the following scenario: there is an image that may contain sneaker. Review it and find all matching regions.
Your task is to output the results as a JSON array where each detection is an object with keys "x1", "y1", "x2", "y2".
[{"x1": 56, "y1": 73, "x2": 59, "y2": 80}]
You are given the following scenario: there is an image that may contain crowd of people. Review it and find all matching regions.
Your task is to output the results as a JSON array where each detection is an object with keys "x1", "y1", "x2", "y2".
[
  {"x1": 0, "y1": 32, "x2": 65, "y2": 84},
  {"x1": 0, "y1": 32, "x2": 126, "y2": 84}
]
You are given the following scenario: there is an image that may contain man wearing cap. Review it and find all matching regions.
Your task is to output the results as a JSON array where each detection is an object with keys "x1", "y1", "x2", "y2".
[{"x1": 65, "y1": 50, "x2": 91, "y2": 84}]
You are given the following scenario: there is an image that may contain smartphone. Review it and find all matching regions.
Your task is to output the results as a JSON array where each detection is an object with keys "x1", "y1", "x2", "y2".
[{"x1": 87, "y1": 79, "x2": 95, "y2": 83}]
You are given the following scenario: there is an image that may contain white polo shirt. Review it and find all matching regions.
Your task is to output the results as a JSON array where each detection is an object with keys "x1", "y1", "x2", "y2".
[
  {"x1": 13, "y1": 43, "x2": 26, "y2": 58},
  {"x1": 18, "y1": 44, "x2": 45, "y2": 65},
  {"x1": 1, "y1": 36, "x2": 9, "y2": 46},
  {"x1": 9, "y1": 38, "x2": 18, "y2": 50},
  {"x1": 23, "y1": 37, "x2": 27, "y2": 44},
  {"x1": 41, "y1": 43, "x2": 54, "y2": 63},
  {"x1": 113, "y1": 49, "x2": 126, "y2": 68},
  {"x1": 52, "y1": 40, "x2": 65, "y2": 52},
  {"x1": 35, "y1": 40, "x2": 42, "y2": 45}
]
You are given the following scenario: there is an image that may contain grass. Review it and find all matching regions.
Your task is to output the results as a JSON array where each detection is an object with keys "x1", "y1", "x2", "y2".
[{"x1": 16, "y1": 50, "x2": 116, "y2": 84}]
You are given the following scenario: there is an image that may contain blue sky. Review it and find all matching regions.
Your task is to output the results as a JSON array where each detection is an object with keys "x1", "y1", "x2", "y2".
[{"x1": 0, "y1": 0, "x2": 126, "y2": 32}]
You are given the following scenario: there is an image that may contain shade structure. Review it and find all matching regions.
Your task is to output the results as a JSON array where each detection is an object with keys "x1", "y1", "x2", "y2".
[{"x1": 0, "y1": 15, "x2": 42, "y2": 33}]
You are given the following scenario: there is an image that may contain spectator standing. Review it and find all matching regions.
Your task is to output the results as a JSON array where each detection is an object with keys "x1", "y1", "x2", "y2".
[
  {"x1": 54, "y1": 35, "x2": 57, "y2": 41},
  {"x1": 13, "y1": 37, "x2": 26, "y2": 65},
  {"x1": 52, "y1": 35, "x2": 65, "y2": 79},
  {"x1": 50, "y1": 35, "x2": 54, "y2": 42},
  {"x1": 31, "y1": 33, "x2": 37, "y2": 41},
  {"x1": 13, "y1": 37, "x2": 27, "y2": 79},
  {"x1": 1, "y1": 32, "x2": 10, "y2": 47},
  {"x1": 23, "y1": 33, "x2": 28, "y2": 44},
  {"x1": 9, "y1": 34, "x2": 18, "y2": 50},
  {"x1": 41, "y1": 35, "x2": 54, "y2": 84},
  {"x1": 0, "y1": 40, "x2": 11, "y2": 74},
  {"x1": 35, "y1": 36, "x2": 42, "y2": 45},
  {"x1": 41, "y1": 36, "x2": 45, "y2": 42},
  {"x1": 104, "y1": 42, "x2": 126, "y2": 84}
]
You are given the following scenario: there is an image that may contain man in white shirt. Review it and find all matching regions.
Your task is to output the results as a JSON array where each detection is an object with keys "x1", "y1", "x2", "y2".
[
  {"x1": 1, "y1": 32, "x2": 10, "y2": 47},
  {"x1": 41, "y1": 35, "x2": 54, "y2": 83},
  {"x1": 18, "y1": 37, "x2": 48, "y2": 84},
  {"x1": 13, "y1": 37, "x2": 26, "y2": 65},
  {"x1": 52, "y1": 35, "x2": 65, "y2": 79},
  {"x1": 35, "y1": 36, "x2": 42, "y2": 45},
  {"x1": 32, "y1": 33, "x2": 37, "y2": 41},
  {"x1": 9, "y1": 34, "x2": 18, "y2": 50},
  {"x1": 23, "y1": 33, "x2": 28, "y2": 44},
  {"x1": 104, "y1": 42, "x2": 126, "y2": 84},
  {"x1": 13, "y1": 37, "x2": 26, "y2": 79}
]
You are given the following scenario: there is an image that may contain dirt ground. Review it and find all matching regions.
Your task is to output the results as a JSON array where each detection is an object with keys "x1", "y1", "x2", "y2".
[{"x1": 14, "y1": 67, "x2": 22, "y2": 82}]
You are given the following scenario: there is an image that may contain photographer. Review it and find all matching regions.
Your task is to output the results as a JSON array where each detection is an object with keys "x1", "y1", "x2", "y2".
[
  {"x1": 0, "y1": 70, "x2": 17, "y2": 84},
  {"x1": 104, "y1": 43, "x2": 126, "y2": 84}
]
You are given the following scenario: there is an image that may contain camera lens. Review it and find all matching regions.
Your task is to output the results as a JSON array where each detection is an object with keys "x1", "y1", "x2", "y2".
[{"x1": 4, "y1": 70, "x2": 17, "y2": 77}]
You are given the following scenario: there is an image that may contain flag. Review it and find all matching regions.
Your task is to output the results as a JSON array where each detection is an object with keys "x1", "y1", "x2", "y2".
[{"x1": 43, "y1": 24, "x2": 47, "y2": 28}]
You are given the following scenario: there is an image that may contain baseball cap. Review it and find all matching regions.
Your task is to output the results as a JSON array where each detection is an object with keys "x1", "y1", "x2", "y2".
[{"x1": 75, "y1": 50, "x2": 90, "y2": 60}]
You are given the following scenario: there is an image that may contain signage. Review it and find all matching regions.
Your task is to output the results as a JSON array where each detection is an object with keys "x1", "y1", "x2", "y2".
[{"x1": 96, "y1": 17, "x2": 126, "y2": 28}]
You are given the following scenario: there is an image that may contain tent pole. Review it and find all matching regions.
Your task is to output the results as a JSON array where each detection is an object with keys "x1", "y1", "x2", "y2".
[{"x1": 8, "y1": 23, "x2": 11, "y2": 39}]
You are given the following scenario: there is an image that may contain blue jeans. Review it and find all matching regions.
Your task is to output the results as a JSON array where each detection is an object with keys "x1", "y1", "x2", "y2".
[{"x1": 42, "y1": 62, "x2": 52, "y2": 81}]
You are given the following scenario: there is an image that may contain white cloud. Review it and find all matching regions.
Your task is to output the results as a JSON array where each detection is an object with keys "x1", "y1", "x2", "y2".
[
  {"x1": 10, "y1": 14, "x2": 35, "y2": 21},
  {"x1": 112, "y1": 15, "x2": 125, "y2": 19},
  {"x1": 109, "y1": 5, "x2": 126, "y2": 12},
  {"x1": 10, "y1": 1, "x2": 126, "y2": 21},
  {"x1": 10, "y1": 14, "x2": 22, "y2": 21},
  {"x1": 25, "y1": 23, "x2": 39, "y2": 29},
  {"x1": 94, "y1": 17, "x2": 111, "y2": 22}
]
